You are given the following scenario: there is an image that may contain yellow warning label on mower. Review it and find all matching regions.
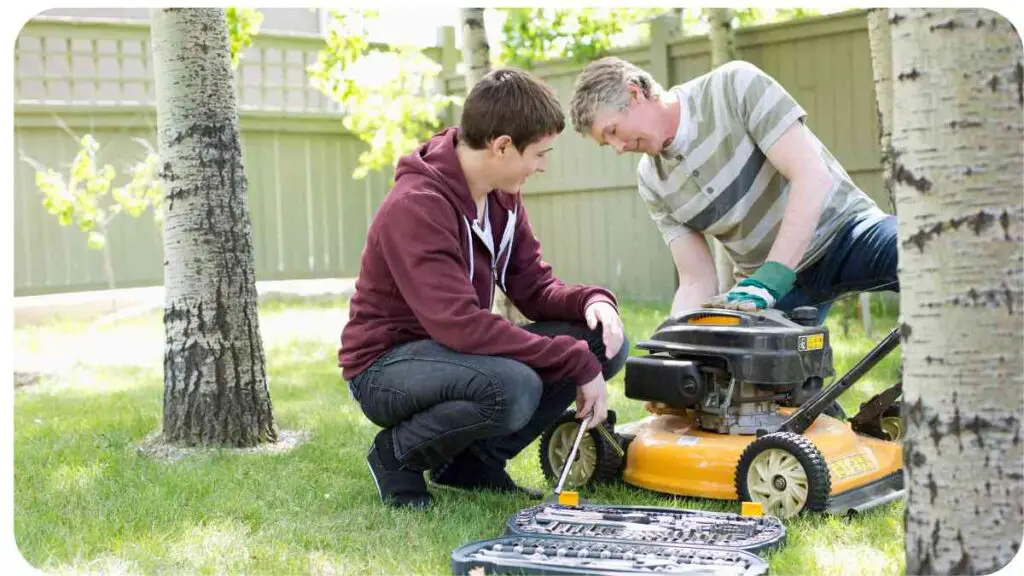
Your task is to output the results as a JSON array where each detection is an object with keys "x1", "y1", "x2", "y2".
[
  {"x1": 829, "y1": 454, "x2": 876, "y2": 480},
  {"x1": 798, "y1": 334, "x2": 824, "y2": 352}
]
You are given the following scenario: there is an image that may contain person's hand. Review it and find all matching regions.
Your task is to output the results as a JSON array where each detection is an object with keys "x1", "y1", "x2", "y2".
[
  {"x1": 585, "y1": 300, "x2": 624, "y2": 359},
  {"x1": 575, "y1": 373, "x2": 608, "y2": 430},
  {"x1": 702, "y1": 261, "x2": 796, "y2": 312}
]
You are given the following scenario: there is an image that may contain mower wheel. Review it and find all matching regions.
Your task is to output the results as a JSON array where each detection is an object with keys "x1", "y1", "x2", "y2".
[
  {"x1": 881, "y1": 402, "x2": 904, "y2": 441},
  {"x1": 538, "y1": 409, "x2": 624, "y2": 490},
  {"x1": 735, "y1": 432, "x2": 831, "y2": 520}
]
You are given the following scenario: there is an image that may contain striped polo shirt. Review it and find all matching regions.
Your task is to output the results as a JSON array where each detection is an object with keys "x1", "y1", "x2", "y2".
[{"x1": 637, "y1": 60, "x2": 885, "y2": 278}]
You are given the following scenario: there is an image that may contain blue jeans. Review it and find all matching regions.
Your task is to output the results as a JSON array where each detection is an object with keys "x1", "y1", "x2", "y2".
[
  {"x1": 776, "y1": 213, "x2": 899, "y2": 324},
  {"x1": 348, "y1": 321, "x2": 630, "y2": 472}
]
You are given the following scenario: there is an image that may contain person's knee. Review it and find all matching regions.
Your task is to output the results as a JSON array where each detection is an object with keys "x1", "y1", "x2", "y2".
[{"x1": 482, "y1": 360, "x2": 542, "y2": 435}]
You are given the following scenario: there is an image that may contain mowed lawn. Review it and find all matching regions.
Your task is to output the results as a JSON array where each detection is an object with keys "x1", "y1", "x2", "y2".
[{"x1": 13, "y1": 294, "x2": 904, "y2": 575}]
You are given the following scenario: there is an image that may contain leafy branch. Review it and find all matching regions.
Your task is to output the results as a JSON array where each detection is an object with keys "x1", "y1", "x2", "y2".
[
  {"x1": 20, "y1": 134, "x2": 164, "y2": 289},
  {"x1": 307, "y1": 9, "x2": 463, "y2": 179},
  {"x1": 225, "y1": 7, "x2": 263, "y2": 68},
  {"x1": 499, "y1": 8, "x2": 665, "y2": 69}
]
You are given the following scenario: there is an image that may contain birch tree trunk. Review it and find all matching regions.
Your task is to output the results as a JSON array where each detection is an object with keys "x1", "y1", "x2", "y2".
[
  {"x1": 867, "y1": 8, "x2": 895, "y2": 213},
  {"x1": 460, "y1": 8, "x2": 490, "y2": 89},
  {"x1": 150, "y1": 8, "x2": 277, "y2": 447},
  {"x1": 891, "y1": 8, "x2": 1023, "y2": 574},
  {"x1": 459, "y1": 8, "x2": 524, "y2": 323},
  {"x1": 707, "y1": 8, "x2": 736, "y2": 293}
]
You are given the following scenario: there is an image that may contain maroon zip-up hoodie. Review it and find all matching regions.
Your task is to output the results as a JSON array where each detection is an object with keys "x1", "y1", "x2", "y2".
[{"x1": 338, "y1": 127, "x2": 618, "y2": 385}]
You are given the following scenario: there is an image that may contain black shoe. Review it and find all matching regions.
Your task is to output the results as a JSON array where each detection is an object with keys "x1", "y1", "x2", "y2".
[
  {"x1": 429, "y1": 451, "x2": 543, "y2": 499},
  {"x1": 366, "y1": 431, "x2": 432, "y2": 510}
]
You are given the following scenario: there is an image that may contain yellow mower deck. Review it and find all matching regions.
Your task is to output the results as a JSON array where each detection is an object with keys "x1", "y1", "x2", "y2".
[{"x1": 617, "y1": 407, "x2": 903, "y2": 513}]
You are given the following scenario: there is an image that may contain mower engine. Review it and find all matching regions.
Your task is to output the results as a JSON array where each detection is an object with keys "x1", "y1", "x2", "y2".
[{"x1": 624, "y1": 307, "x2": 834, "y2": 435}]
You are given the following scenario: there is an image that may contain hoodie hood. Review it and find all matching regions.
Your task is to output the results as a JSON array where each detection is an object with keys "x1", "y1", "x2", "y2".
[{"x1": 393, "y1": 127, "x2": 516, "y2": 221}]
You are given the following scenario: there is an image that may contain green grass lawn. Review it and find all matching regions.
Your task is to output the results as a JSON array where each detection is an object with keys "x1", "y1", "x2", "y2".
[{"x1": 14, "y1": 294, "x2": 904, "y2": 575}]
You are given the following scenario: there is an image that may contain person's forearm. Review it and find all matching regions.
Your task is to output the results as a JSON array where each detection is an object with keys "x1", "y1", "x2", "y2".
[
  {"x1": 766, "y1": 173, "x2": 832, "y2": 269},
  {"x1": 671, "y1": 276, "x2": 719, "y2": 315}
]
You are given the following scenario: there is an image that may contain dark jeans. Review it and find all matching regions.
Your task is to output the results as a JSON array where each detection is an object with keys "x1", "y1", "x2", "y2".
[
  {"x1": 348, "y1": 321, "x2": 630, "y2": 472},
  {"x1": 776, "y1": 213, "x2": 899, "y2": 325}
]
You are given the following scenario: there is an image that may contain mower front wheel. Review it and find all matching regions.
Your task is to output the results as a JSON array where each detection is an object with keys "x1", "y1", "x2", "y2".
[
  {"x1": 538, "y1": 410, "x2": 624, "y2": 490},
  {"x1": 735, "y1": 432, "x2": 831, "y2": 520}
]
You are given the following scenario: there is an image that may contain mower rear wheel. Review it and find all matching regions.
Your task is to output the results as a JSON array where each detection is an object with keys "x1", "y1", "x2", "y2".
[
  {"x1": 735, "y1": 432, "x2": 831, "y2": 519},
  {"x1": 539, "y1": 410, "x2": 624, "y2": 490},
  {"x1": 881, "y1": 402, "x2": 904, "y2": 441}
]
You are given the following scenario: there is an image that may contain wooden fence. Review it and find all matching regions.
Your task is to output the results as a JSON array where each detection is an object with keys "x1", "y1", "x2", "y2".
[{"x1": 13, "y1": 10, "x2": 887, "y2": 302}]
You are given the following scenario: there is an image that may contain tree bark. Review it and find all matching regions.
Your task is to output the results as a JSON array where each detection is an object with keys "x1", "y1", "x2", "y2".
[
  {"x1": 459, "y1": 7, "x2": 525, "y2": 323},
  {"x1": 460, "y1": 8, "x2": 491, "y2": 89},
  {"x1": 891, "y1": 8, "x2": 1023, "y2": 574},
  {"x1": 150, "y1": 8, "x2": 277, "y2": 447},
  {"x1": 708, "y1": 9, "x2": 736, "y2": 64},
  {"x1": 867, "y1": 8, "x2": 896, "y2": 213},
  {"x1": 707, "y1": 8, "x2": 736, "y2": 293}
]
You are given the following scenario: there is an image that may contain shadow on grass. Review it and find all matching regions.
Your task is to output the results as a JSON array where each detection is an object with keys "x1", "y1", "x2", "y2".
[
  {"x1": 14, "y1": 360, "x2": 534, "y2": 573},
  {"x1": 14, "y1": 296, "x2": 905, "y2": 574}
]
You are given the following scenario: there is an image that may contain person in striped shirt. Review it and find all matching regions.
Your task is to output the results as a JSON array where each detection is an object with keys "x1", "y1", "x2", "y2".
[{"x1": 569, "y1": 57, "x2": 898, "y2": 322}]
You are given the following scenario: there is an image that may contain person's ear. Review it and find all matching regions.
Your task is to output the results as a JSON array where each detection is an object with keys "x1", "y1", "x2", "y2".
[
  {"x1": 628, "y1": 83, "x2": 646, "y2": 105},
  {"x1": 491, "y1": 135, "x2": 513, "y2": 157}
]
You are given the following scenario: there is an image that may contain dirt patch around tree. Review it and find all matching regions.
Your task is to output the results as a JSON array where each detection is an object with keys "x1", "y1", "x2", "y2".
[{"x1": 135, "y1": 429, "x2": 312, "y2": 463}]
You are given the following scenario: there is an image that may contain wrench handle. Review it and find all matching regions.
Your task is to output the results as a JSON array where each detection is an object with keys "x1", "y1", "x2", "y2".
[{"x1": 554, "y1": 416, "x2": 590, "y2": 495}]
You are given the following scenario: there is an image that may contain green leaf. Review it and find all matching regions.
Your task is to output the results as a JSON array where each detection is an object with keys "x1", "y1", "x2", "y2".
[{"x1": 86, "y1": 230, "x2": 106, "y2": 250}]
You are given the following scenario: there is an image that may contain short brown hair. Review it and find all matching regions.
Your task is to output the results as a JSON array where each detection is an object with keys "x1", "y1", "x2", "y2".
[
  {"x1": 459, "y1": 68, "x2": 566, "y2": 152},
  {"x1": 569, "y1": 56, "x2": 662, "y2": 136}
]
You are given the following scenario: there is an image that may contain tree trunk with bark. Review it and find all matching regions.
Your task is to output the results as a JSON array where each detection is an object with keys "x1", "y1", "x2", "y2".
[
  {"x1": 707, "y1": 8, "x2": 736, "y2": 293},
  {"x1": 459, "y1": 7, "x2": 526, "y2": 323},
  {"x1": 891, "y1": 8, "x2": 1023, "y2": 574},
  {"x1": 867, "y1": 8, "x2": 895, "y2": 213},
  {"x1": 460, "y1": 8, "x2": 491, "y2": 89},
  {"x1": 150, "y1": 8, "x2": 277, "y2": 447}
]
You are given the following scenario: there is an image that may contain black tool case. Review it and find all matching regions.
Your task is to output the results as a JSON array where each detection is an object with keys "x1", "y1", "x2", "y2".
[
  {"x1": 451, "y1": 534, "x2": 768, "y2": 575},
  {"x1": 451, "y1": 504, "x2": 785, "y2": 575}
]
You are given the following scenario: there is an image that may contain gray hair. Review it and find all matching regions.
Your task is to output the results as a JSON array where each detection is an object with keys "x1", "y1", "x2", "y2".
[{"x1": 569, "y1": 56, "x2": 663, "y2": 136}]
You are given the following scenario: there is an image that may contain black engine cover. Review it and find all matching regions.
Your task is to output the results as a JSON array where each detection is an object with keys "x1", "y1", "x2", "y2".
[
  {"x1": 636, "y1": 308, "x2": 834, "y2": 386},
  {"x1": 624, "y1": 356, "x2": 704, "y2": 408}
]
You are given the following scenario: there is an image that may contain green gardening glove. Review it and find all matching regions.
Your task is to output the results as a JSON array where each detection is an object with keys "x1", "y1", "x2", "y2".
[{"x1": 703, "y1": 261, "x2": 796, "y2": 311}]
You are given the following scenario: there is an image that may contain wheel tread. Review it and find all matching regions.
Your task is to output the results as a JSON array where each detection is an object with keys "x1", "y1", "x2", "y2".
[
  {"x1": 538, "y1": 409, "x2": 623, "y2": 489},
  {"x1": 734, "y1": 431, "x2": 832, "y2": 517}
]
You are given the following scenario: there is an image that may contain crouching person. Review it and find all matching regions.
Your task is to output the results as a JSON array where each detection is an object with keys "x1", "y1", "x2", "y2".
[{"x1": 338, "y1": 68, "x2": 630, "y2": 510}]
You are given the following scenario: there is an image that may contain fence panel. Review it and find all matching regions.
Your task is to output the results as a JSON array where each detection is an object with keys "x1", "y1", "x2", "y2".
[{"x1": 14, "y1": 10, "x2": 884, "y2": 303}]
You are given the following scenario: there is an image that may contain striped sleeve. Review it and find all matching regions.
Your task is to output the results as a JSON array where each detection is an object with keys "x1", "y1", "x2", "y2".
[
  {"x1": 720, "y1": 61, "x2": 807, "y2": 153},
  {"x1": 637, "y1": 161, "x2": 688, "y2": 246}
]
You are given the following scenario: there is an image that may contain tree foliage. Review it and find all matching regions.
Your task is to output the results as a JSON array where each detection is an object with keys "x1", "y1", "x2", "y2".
[
  {"x1": 20, "y1": 134, "x2": 164, "y2": 287},
  {"x1": 732, "y1": 8, "x2": 821, "y2": 27},
  {"x1": 23, "y1": 135, "x2": 163, "y2": 248},
  {"x1": 224, "y1": 7, "x2": 263, "y2": 68},
  {"x1": 495, "y1": 7, "x2": 823, "y2": 70},
  {"x1": 307, "y1": 9, "x2": 463, "y2": 179},
  {"x1": 499, "y1": 8, "x2": 665, "y2": 68}
]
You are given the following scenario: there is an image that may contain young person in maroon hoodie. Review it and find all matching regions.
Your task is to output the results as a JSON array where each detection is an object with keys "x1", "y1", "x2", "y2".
[{"x1": 338, "y1": 68, "x2": 630, "y2": 510}]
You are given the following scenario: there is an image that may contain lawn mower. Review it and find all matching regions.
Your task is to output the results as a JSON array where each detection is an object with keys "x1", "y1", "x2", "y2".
[{"x1": 538, "y1": 305, "x2": 905, "y2": 520}]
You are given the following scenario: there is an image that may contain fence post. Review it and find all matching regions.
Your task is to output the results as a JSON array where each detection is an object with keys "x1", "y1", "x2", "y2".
[
  {"x1": 436, "y1": 25, "x2": 458, "y2": 125},
  {"x1": 859, "y1": 292, "x2": 873, "y2": 336},
  {"x1": 648, "y1": 13, "x2": 679, "y2": 89}
]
